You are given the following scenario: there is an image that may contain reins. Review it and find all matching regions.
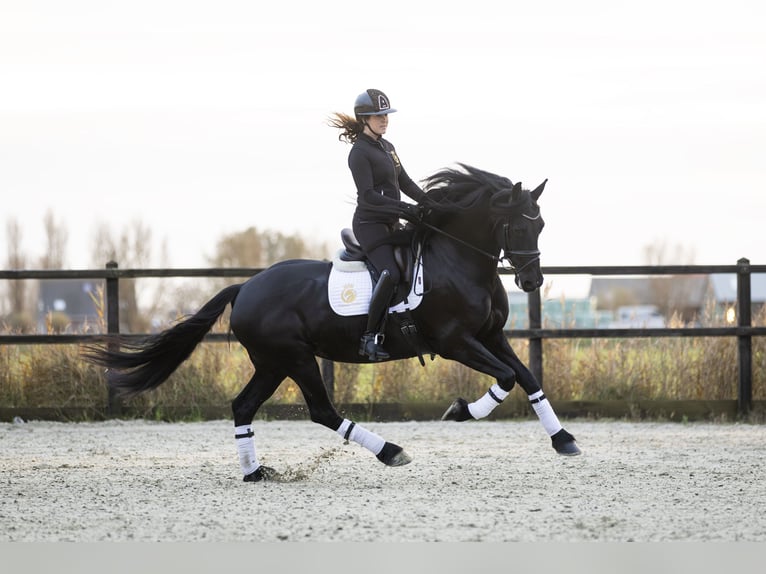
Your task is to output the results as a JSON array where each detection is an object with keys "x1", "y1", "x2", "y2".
[
  {"x1": 416, "y1": 219, "x2": 500, "y2": 262},
  {"x1": 416, "y1": 221, "x2": 540, "y2": 273},
  {"x1": 415, "y1": 218, "x2": 540, "y2": 279}
]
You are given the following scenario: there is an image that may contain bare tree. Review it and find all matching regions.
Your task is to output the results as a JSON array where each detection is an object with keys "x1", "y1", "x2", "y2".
[
  {"x1": 3, "y1": 218, "x2": 33, "y2": 331},
  {"x1": 90, "y1": 220, "x2": 156, "y2": 333},
  {"x1": 262, "y1": 230, "x2": 313, "y2": 264},
  {"x1": 642, "y1": 238, "x2": 696, "y2": 266},
  {"x1": 643, "y1": 238, "x2": 698, "y2": 321},
  {"x1": 207, "y1": 226, "x2": 329, "y2": 268},
  {"x1": 39, "y1": 209, "x2": 69, "y2": 269},
  {"x1": 207, "y1": 226, "x2": 264, "y2": 268}
]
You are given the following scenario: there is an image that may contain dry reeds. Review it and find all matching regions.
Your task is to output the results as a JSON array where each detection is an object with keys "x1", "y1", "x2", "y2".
[{"x1": 1, "y1": 307, "x2": 764, "y2": 418}]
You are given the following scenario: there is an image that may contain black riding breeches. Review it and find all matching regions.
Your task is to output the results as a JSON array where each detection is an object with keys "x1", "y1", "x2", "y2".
[{"x1": 352, "y1": 218, "x2": 401, "y2": 286}]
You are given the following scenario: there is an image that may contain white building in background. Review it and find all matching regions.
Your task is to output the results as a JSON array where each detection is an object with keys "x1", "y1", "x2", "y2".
[
  {"x1": 506, "y1": 273, "x2": 766, "y2": 329},
  {"x1": 37, "y1": 279, "x2": 100, "y2": 333},
  {"x1": 609, "y1": 305, "x2": 666, "y2": 328}
]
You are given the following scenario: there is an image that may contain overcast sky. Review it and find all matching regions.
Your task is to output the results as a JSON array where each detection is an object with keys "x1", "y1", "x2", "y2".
[{"x1": 2, "y1": 0, "x2": 765, "y2": 297}]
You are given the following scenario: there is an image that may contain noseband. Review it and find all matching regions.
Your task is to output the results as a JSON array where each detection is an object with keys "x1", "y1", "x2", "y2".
[
  {"x1": 499, "y1": 219, "x2": 541, "y2": 281},
  {"x1": 417, "y1": 212, "x2": 541, "y2": 286},
  {"x1": 496, "y1": 193, "x2": 542, "y2": 277}
]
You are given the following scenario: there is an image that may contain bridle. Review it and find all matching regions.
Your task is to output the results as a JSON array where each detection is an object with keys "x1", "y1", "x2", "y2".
[
  {"x1": 498, "y1": 213, "x2": 542, "y2": 281},
  {"x1": 416, "y1": 211, "x2": 541, "y2": 283}
]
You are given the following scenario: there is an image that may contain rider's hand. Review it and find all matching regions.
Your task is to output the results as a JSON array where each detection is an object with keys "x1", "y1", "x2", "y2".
[{"x1": 400, "y1": 202, "x2": 421, "y2": 221}]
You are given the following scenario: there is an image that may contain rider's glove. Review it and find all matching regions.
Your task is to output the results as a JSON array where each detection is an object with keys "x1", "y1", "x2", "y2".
[{"x1": 401, "y1": 202, "x2": 423, "y2": 222}]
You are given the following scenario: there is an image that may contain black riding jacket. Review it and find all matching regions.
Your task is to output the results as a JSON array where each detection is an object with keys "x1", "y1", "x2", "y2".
[{"x1": 348, "y1": 133, "x2": 426, "y2": 225}]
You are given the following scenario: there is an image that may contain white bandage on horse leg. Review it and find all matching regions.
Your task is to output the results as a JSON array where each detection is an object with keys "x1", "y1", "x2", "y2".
[
  {"x1": 528, "y1": 390, "x2": 563, "y2": 436},
  {"x1": 235, "y1": 425, "x2": 260, "y2": 475},
  {"x1": 467, "y1": 383, "x2": 509, "y2": 419},
  {"x1": 336, "y1": 419, "x2": 385, "y2": 455}
]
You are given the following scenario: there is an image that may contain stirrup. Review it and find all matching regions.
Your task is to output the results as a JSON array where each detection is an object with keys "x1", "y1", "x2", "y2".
[{"x1": 359, "y1": 332, "x2": 390, "y2": 361}]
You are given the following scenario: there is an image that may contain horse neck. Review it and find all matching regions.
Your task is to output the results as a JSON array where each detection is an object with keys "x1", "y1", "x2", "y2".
[{"x1": 427, "y1": 214, "x2": 500, "y2": 273}]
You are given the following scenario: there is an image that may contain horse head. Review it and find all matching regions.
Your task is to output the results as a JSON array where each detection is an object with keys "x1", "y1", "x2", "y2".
[
  {"x1": 492, "y1": 179, "x2": 546, "y2": 292},
  {"x1": 421, "y1": 164, "x2": 547, "y2": 292}
]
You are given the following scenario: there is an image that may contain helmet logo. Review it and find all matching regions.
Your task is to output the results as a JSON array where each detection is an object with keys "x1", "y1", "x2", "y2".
[{"x1": 377, "y1": 94, "x2": 390, "y2": 111}]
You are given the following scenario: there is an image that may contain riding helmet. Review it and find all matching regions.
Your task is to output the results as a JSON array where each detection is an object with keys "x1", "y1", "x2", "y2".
[{"x1": 354, "y1": 89, "x2": 397, "y2": 116}]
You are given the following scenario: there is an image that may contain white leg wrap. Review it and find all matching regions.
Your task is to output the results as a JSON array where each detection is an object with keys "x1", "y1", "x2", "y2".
[
  {"x1": 467, "y1": 383, "x2": 510, "y2": 419},
  {"x1": 235, "y1": 424, "x2": 260, "y2": 475},
  {"x1": 528, "y1": 390, "x2": 563, "y2": 436},
  {"x1": 336, "y1": 419, "x2": 385, "y2": 455}
]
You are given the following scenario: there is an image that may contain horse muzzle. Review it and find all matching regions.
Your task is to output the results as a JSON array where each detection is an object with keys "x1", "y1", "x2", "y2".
[
  {"x1": 508, "y1": 250, "x2": 543, "y2": 292},
  {"x1": 515, "y1": 270, "x2": 544, "y2": 293}
]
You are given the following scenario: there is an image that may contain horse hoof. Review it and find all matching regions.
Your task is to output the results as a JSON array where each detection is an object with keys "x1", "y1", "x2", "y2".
[
  {"x1": 556, "y1": 441, "x2": 581, "y2": 456},
  {"x1": 243, "y1": 465, "x2": 277, "y2": 482},
  {"x1": 551, "y1": 429, "x2": 582, "y2": 456},
  {"x1": 441, "y1": 397, "x2": 472, "y2": 422},
  {"x1": 376, "y1": 442, "x2": 413, "y2": 467}
]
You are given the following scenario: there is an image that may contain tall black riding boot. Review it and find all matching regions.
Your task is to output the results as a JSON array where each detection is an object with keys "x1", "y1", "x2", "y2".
[{"x1": 359, "y1": 269, "x2": 395, "y2": 361}]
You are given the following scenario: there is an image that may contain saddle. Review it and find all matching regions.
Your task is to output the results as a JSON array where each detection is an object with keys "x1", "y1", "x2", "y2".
[{"x1": 339, "y1": 228, "x2": 415, "y2": 303}]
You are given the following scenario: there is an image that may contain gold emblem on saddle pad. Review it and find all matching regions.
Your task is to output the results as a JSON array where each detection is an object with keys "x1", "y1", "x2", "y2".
[{"x1": 341, "y1": 284, "x2": 357, "y2": 304}]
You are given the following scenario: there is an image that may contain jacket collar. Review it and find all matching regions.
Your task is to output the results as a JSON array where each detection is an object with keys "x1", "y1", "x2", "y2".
[{"x1": 359, "y1": 132, "x2": 386, "y2": 147}]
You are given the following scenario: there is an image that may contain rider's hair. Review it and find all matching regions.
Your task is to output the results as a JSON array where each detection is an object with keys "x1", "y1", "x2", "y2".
[{"x1": 328, "y1": 112, "x2": 366, "y2": 143}]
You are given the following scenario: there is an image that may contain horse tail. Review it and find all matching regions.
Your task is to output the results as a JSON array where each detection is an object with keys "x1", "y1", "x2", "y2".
[{"x1": 82, "y1": 283, "x2": 243, "y2": 397}]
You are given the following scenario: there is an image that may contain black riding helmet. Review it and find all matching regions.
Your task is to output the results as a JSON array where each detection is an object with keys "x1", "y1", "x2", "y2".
[{"x1": 354, "y1": 89, "x2": 397, "y2": 117}]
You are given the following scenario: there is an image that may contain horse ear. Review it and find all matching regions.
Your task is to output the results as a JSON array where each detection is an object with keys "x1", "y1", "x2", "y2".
[
  {"x1": 531, "y1": 179, "x2": 547, "y2": 201},
  {"x1": 512, "y1": 182, "x2": 523, "y2": 199}
]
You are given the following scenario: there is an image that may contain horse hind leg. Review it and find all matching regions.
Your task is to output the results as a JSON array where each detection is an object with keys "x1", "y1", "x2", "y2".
[
  {"x1": 232, "y1": 367, "x2": 285, "y2": 482},
  {"x1": 288, "y1": 355, "x2": 412, "y2": 467},
  {"x1": 336, "y1": 420, "x2": 412, "y2": 467}
]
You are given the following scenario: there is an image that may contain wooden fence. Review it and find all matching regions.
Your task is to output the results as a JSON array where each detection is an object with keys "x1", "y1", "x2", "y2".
[{"x1": 2, "y1": 258, "x2": 765, "y2": 416}]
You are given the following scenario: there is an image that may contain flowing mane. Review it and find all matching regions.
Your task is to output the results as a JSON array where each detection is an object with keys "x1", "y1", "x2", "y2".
[{"x1": 423, "y1": 163, "x2": 535, "y2": 217}]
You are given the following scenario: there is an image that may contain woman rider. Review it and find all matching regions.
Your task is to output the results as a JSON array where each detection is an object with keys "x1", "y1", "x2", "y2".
[{"x1": 329, "y1": 89, "x2": 426, "y2": 361}]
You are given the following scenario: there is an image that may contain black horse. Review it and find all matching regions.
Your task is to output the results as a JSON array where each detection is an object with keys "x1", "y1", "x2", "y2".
[{"x1": 83, "y1": 164, "x2": 580, "y2": 482}]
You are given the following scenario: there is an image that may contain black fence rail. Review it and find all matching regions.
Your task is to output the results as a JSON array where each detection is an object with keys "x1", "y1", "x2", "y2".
[{"x1": 2, "y1": 258, "x2": 764, "y2": 416}]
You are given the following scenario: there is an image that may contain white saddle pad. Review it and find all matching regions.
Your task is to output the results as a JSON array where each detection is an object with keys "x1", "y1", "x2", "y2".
[{"x1": 328, "y1": 252, "x2": 424, "y2": 317}]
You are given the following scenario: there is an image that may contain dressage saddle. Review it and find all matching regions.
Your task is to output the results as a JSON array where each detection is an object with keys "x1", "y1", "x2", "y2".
[{"x1": 339, "y1": 227, "x2": 415, "y2": 298}]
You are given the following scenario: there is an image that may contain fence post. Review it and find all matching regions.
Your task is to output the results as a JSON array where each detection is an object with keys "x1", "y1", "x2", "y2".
[
  {"x1": 736, "y1": 257, "x2": 752, "y2": 416},
  {"x1": 528, "y1": 288, "x2": 543, "y2": 388},
  {"x1": 105, "y1": 261, "x2": 122, "y2": 416}
]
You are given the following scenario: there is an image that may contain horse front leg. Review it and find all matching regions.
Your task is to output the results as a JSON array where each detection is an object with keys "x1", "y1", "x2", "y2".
[
  {"x1": 482, "y1": 329, "x2": 580, "y2": 454},
  {"x1": 440, "y1": 337, "x2": 581, "y2": 456},
  {"x1": 288, "y1": 354, "x2": 412, "y2": 467}
]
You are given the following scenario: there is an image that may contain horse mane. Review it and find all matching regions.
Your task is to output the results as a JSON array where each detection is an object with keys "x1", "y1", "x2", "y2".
[{"x1": 422, "y1": 163, "x2": 533, "y2": 216}]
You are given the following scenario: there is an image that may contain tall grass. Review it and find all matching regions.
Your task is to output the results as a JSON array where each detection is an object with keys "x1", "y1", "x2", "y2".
[
  {"x1": 1, "y1": 310, "x2": 764, "y2": 416},
  {"x1": 540, "y1": 336, "x2": 740, "y2": 400},
  {"x1": 0, "y1": 344, "x2": 107, "y2": 411}
]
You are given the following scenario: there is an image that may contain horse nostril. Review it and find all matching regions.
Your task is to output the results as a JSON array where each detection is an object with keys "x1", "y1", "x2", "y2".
[{"x1": 517, "y1": 273, "x2": 543, "y2": 293}]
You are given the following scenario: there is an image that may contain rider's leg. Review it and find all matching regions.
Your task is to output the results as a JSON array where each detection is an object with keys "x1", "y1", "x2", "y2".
[
  {"x1": 359, "y1": 269, "x2": 396, "y2": 360},
  {"x1": 352, "y1": 219, "x2": 401, "y2": 361}
]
